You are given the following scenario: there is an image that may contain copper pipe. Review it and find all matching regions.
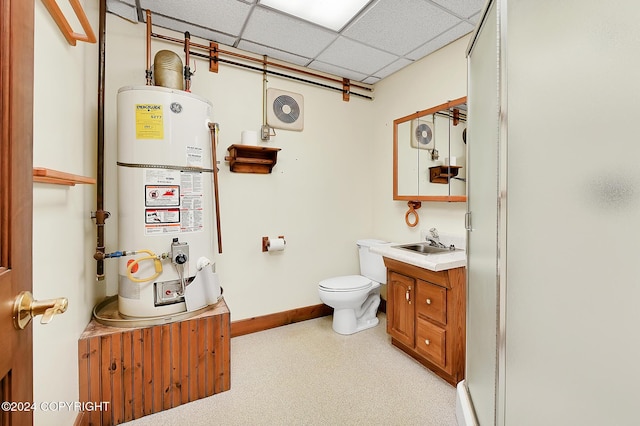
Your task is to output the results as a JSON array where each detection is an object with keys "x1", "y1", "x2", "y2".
[
  {"x1": 184, "y1": 32, "x2": 191, "y2": 92},
  {"x1": 145, "y1": 9, "x2": 152, "y2": 85},
  {"x1": 149, "y1": 31, "x2": 373, "y2": 92},
  {"x1": 187, "y1": 50, "x2": 373, "y2": 100},
  {"x1": 208, "y1": 122, "x2": 222, "y2": 253},
  {"x1": 94, "y1": 0, "x2": 109, "y2": 279}
]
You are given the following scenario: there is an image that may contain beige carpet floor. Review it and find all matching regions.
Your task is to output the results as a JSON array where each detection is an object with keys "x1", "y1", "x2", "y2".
[{"x1": 122, "y1": 313, "x2": 457, "y2": 426}]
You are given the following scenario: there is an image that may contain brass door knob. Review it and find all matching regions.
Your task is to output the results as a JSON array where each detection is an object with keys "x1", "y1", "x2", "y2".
[{"x1": 13, "y1": 291, "x2": 68, "y2": 330}]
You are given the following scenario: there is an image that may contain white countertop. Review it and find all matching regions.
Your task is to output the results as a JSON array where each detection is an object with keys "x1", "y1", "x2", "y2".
[{"x1": 371, "y1": 243, "x2": 466, "y2": 272}]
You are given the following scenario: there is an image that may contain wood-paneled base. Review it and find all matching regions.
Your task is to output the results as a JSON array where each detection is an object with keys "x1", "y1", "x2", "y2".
[{"x1": 76, "y1": 298, "x2": 230, "y2": 426}]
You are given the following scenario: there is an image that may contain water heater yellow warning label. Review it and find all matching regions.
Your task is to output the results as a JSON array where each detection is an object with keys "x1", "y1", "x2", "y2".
[{"x1": 135, "y1": 104, "x2": 164, "y2": 139}]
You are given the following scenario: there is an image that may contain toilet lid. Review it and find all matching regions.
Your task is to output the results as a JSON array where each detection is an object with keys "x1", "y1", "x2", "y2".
[{"x1": 319, "y1": 275, "x2": 372, "y2": 292}]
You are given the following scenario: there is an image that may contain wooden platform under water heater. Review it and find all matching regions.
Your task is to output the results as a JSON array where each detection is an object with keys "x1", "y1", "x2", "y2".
[{"x1": 76, "y1": 298, "x2": 230, "y2": 426}]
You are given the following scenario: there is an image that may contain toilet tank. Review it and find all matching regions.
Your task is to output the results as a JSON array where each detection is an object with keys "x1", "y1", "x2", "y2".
[{"x1": 357, "y1": 239, "x2": 389, "y2": 284}]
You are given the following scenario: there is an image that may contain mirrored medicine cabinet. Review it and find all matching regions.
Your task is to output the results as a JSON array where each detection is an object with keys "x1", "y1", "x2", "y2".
[{"x1": 393, "y1": 96, "x2": 467, "y2": 202}]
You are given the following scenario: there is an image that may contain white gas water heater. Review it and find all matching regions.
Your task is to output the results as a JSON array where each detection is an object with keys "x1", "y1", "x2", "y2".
[{"x1": 116, "y1": 85, "x2": 220, "y2": 318}]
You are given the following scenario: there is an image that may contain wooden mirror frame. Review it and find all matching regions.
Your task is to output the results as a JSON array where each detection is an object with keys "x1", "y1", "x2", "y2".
[{"x1": 393, "y1": 96, "x2": 467, "y2": 202}]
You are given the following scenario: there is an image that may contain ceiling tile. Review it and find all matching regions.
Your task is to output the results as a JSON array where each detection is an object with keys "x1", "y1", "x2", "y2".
[
  {"x1": 373, "y1": 57, "x2": 415, "y2": 80},
  {"x1": 236, "y1": 40, "x2": 311, "y2": 67},
  {"x1": 467, "y1": 10, "x2": 483, "y2": 25},
  {"x1": 306, "y1": 60, "x2": 368, "y2": 83},
  {"x1": 430, "y1": 0, "x2": 486, "y2": 19},
  {"x1": 315, "y1": 37, "x2": 398, "y2": 75},
  {"x1": 242, "y1": 7, "x2": 338, "y2": 58},
  {"x1": 362, "y1": 76, "x2": 381, "y2": 85},
  {"x1": 148, "y1": 14, "x2": 239, "y2": 47},
  {"x1": 406, "y1": 21, "x2": 474, "y2": 60},
  {"x1": 343, "y1": 0, "x2": 461, "y2": 55},
  {"x1": 140, "y1": 0, "x2": 252, "y2": 36},
  {"x1": 106, "y1": 0, "x2": 138, "y2": 22}
]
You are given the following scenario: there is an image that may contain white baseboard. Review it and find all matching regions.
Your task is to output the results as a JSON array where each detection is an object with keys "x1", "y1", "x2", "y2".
[{"x1": 456, "y1": 380, "x2": 479, "y2": 426}]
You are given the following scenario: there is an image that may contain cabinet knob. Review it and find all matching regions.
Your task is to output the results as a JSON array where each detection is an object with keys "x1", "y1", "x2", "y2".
[
  {"x1": 426, "y1": 298, "x2": 432, "y2": 305},
  {"x1": 425, "y1": 339, "x2": 430, "y2": 346}
]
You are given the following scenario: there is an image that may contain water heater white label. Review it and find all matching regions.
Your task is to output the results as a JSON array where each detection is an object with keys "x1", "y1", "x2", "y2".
[
  {"x1": 142, "y1": 170, "x2": 204, "y2": 235},
  {"x1": 145, "y1": 185, "x2": 180, "y2": 207},
  {"x1": 186, "y1": 146, "x2": 203, "y2": 167},
  {"x1": 144, "y1": 169, "x2": 179, "y2": 185},
  {"x1": 145, "y1": 208, "x2": 180, "y2": 224},
  {"x1": 179, "y1": 172, "x2": 204, "y2": 233}
]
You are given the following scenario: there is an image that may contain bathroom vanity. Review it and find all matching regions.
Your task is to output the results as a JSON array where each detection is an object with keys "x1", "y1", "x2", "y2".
[{"x1": 372, "y1": 245, "x2": 466, "y2": 386}]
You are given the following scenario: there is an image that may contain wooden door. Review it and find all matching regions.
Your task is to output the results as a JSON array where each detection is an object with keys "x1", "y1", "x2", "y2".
[{"x1": 0, "y1": 0, "x2": 35, "y2": 425}]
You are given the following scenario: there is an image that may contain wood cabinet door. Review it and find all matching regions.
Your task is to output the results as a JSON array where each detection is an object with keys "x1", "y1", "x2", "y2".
[
  {"x1": 387, "y1": 271, "x2": 415, "y2": 348},
  {"x1": 0, "y1": 0, "x2": 35, "y2": 425}
]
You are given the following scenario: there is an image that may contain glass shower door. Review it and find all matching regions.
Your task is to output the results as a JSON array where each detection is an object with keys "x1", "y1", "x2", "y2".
[{"x1": 465, "y1": 1, "x2": 500, "y2": 425}]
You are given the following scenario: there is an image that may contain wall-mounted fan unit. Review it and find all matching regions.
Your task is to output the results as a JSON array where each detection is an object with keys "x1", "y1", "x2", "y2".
[
  {"x1": 266, "y1": 88, "x2": 304, "y2": 131},
  {"x1": 411, "y1": 118, "x2": 435, "y2": 149}
]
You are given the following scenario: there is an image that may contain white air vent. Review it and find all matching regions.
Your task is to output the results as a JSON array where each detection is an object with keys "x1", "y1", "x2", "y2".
[
  {"x1": 411, "y1": 118, "x2": 434, "y2": 150},
  {"x1": 266, "y1": 88, "x2": 304, "y2": 131}
]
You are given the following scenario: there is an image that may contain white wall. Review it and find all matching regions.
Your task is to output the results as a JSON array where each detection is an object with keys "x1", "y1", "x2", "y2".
[
  {"x1": 31, "y1": 5, "x2": 469, "y2": 425},
  {"x1": 32, "y1": 1, "x2": 100, "y2": 425}
]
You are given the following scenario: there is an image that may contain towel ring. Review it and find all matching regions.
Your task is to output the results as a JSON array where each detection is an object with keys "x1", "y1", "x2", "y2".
[{"x1": 405, "y1": 201, "x2": 422, "y2": 227}]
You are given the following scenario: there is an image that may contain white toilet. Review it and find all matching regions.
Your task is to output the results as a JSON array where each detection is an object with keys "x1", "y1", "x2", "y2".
[{"x1": 318, "y1": 239, "x2": 389, "y2": 335}]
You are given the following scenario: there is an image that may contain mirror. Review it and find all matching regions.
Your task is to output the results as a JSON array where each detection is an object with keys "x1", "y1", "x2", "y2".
[{"x1": 394, "y1": 97, "x2": 467, "y2": 202}]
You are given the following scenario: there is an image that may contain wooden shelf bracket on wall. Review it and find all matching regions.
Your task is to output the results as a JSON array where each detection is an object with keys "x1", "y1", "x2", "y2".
[
  {"x1": 41, "y1": 0, "x2": 97, "y2": 46},
  {"x1": 33, "y1": 167, "x2": 96, "y2": 186}
]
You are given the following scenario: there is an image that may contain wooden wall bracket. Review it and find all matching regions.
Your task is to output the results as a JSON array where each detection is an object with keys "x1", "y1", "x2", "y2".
[
  {"x1": 209, "y1": 42, "x2": 219, "y2": 73},
  {"x1": 41, "y1": 0, "x2": 96, "y2": 46},
  {"x1": 343, "y1": 78, "x2": 350, "y2": 102}
]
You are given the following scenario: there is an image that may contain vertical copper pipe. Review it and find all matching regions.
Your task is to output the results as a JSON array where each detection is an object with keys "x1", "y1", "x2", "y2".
[
  {"x1": 208, "y1": 122, "x2": 222, "y2": 253},
  {"x1": 184, "y1": 31, "x2": 191, "y2": 91},
  {"x1": 94, "y1": 0, "x2": 108, "y2": 279},
  {"x1": 146, "y1": 9, "x2": 152, "y2": 85}
]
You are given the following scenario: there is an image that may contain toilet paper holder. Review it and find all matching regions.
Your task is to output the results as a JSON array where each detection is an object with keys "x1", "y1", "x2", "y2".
[{"x1": 262, "y1": 235, "x2": 285, "y2": 252}]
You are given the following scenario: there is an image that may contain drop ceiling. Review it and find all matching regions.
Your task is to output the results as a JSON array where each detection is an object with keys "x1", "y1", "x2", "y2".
[{"x1": 106, "y1": 0, "x2": 485, "y2": 84}]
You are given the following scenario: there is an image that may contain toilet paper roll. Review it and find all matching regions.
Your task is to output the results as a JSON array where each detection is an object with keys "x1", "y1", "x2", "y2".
[
  {"x1": 267, "y1": 237, "x2": 286, "y2": 252},
  {"x1": 241, "y1": 130, "x2": 258, "y2": 146},
  {"x1": 445, "y1": 156, "x2": 458, "y2": 166}
]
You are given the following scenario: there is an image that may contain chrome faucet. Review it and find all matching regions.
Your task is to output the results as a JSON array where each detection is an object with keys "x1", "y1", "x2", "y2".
[{"x1": 426, "y1": 228, "x2": 448, "y2": 248}]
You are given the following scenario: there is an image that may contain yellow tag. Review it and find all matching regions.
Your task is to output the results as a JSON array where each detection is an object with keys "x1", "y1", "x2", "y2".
[{"x1": 135, "y1": 104, "x2": 164, "y2": 139}]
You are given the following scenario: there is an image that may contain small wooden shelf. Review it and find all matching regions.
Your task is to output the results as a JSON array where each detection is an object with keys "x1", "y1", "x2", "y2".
[
  {"x1": 429, "y1": 165, "x2": 462, "y2": 184},
  {"x1": 225, "y1": 144, "x2": 281, "y2": 174},
  {"x1": 33, "y1": 167, "x2": 96, "y2": 186}
]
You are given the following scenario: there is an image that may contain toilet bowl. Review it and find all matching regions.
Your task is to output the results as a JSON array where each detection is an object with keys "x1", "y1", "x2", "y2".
[{"x1": 318, "y1": 239, "x2": 389, "y2": 335}]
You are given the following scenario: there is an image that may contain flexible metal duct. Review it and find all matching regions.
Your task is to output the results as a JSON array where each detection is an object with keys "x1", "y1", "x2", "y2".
[{"x1": 153, "y1": 50, "x2": 183, "y2": 90}]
